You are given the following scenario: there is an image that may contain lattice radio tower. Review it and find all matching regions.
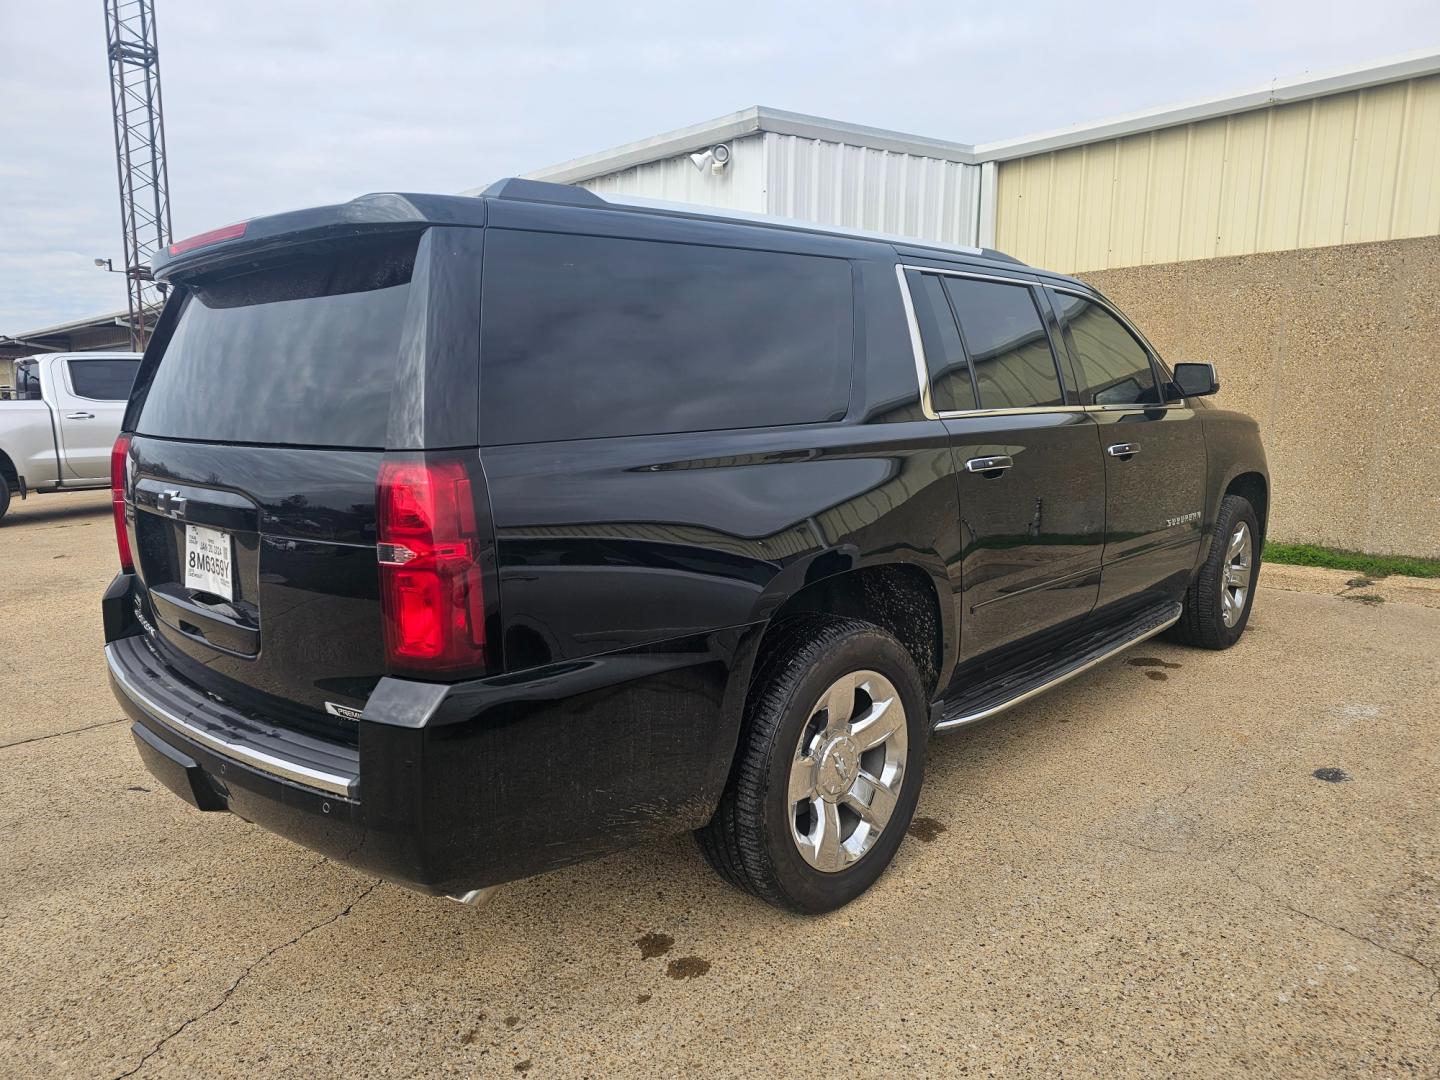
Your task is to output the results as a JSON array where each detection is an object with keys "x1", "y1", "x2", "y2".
[{"x1": 104, "y1": 0, "x2": 173, "y2": 351}]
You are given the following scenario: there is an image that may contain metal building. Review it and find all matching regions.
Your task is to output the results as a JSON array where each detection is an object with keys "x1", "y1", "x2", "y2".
[
  {"x1": 513, "y1": 48, "x2": 1440, "y2": 274},
  {"x1": 987, "y1": 51, "x2": 1440, "y2": 271},
  {"x1": 501, "y1": 106, "x2": 986, "y2": 249}
]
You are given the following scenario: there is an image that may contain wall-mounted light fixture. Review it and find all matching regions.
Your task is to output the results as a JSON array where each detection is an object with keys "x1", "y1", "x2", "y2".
[{"x1": 688, "y1": 143, "x2": 732, "y2": 175}]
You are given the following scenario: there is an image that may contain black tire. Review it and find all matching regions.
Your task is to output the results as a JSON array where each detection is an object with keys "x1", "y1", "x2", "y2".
[
  {"x1": 0, "y1": 481, "x2": 10, "y2": 523},
  {"x1": 696, "y1": 615, "x2": 929, "y2": 914},
  {"x1": 1171, "y1": 494, "x2": 1261, "y2": 649}
]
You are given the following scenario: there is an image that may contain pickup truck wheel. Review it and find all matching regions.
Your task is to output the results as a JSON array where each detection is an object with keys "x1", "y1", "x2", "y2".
[
  {"x1": 1172, "y1": 494, "x2": 1261, "y2": 649},
  {"x1": 696, "y1": 616, "x2": 928, "y2": 914},
  {"x1": 0, "y1": 481, "x2": 10, "y2": 523}
]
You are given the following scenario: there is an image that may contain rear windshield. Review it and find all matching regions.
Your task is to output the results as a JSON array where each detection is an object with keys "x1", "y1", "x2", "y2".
[{"x1": 136, "y1": 238, "x2": 415, "y2": 448}]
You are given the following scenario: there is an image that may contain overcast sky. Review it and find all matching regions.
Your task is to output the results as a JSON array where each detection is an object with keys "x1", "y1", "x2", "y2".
[{"x1": 3, "y1": 0, "x2": 1438, "y2": 332}]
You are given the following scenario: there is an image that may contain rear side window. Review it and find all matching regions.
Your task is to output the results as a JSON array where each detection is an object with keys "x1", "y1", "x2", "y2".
[
  {"x1": 480, "y1": 231, "x2": 852, "y2": 444},
  {"x1": 136, "y1": 238, "x2": 415, "y2": 448},
  {"x1": 68, "y1": 358, "x2": 139, "y2": 400},
  {"x1": 945, "y1": 278, "x2": 1063, "y2": 410},
  {"x1": 1051, "y1": 293, "x2": 1160, "y2": 406},
  {"x1": 907, "y1": 272, "x2": 977, "y2": 413}
]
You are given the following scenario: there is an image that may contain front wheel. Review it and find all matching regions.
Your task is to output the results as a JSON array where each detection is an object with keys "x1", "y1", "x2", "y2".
[
  {"x1": 0, "y1": 481, "x2": 10, "y2": 523},
  {"x1": 1172, "y1": 494, "x2": 1261, "y2": 649},
  {"x1": 696, "y1": 616, "x2": 928, "y2": 914}
]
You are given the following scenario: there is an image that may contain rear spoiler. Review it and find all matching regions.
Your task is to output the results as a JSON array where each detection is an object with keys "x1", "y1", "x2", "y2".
[{"x1": 152, "y1": 192, "x2": 489, "y2": 282}]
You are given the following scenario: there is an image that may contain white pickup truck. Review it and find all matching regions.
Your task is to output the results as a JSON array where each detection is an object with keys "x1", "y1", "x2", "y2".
[{"x1": 0, "y1": 352, "x2": 141, "y2": 522}]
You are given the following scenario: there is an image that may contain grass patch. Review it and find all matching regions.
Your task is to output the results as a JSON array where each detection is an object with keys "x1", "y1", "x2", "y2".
[{"x1": 1263, "y1": 542, "x2": 1440, "y2": 579}]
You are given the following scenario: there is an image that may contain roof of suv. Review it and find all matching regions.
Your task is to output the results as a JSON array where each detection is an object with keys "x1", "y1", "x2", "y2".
[{"x1": 154, "y1": 177, "x2": 1088, "y2": 289}]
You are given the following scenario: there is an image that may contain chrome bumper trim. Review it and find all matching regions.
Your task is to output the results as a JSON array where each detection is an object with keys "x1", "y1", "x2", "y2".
[{"x1": 106, "y1": 643, "x2": 357, "y2": 798}]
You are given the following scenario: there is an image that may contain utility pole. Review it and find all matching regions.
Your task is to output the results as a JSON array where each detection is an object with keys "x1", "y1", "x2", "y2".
[{"x1": 104, "y1": 0, "x2": 173, "y2": 352}]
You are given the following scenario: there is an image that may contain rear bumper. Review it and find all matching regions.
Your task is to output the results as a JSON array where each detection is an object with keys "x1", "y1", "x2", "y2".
[
  {"x1": 104, "y1": 573, "x2": 749, "y2": 896},
  {"x1": 107, "y1": 638, "x2": 357, "y2": 797}
]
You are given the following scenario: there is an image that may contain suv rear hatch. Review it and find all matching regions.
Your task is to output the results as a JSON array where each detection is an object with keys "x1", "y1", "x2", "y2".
[{"x1": 125, "y1": 225, "x2": 488, "y2": 747}]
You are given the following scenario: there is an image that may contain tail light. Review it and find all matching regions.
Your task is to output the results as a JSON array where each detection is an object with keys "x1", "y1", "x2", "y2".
[
  {"x1": 111, "y1": 433, "x2": 133, "y2": 572},
  {"x1": 167, "y1": 221, "x2": 247, "y2": 256},
  {"x1": 376, "y1": 456, "x2": 488, "y2": 674}
]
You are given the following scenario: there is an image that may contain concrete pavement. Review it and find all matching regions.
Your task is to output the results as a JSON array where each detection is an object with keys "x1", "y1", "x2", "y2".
[{"x1": 2, "y1": 490, "x2": 1437, "y2": 1077}]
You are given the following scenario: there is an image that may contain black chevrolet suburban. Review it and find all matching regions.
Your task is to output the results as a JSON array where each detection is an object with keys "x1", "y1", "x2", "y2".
[{"x1": 104, "y1": 178, "x2": 1268, "y2": 914}]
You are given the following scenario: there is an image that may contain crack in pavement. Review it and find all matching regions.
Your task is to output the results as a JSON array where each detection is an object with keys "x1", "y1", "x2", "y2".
[
  {"x1": 109, "y1": 878, "x2": 382, "y2": 1079},
  {"x1": 996, "y1": 806, "x2": 1438, "y2": 1007},
  {"x1": 0, "y1": 718, "x2": 126, "y2": 751},
  {"x1": 1228, "y1": 868, "x2": 1440, "y2": 1010}
]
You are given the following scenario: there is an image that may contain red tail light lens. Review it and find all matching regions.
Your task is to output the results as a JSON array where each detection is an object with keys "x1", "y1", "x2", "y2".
[
  {"x1": 167, "y1": 221, "x2": 247, "y2": 256},
  {"x1": 111, "y1": 433, "x2": 134, "y2": 572},
  {"x1": 376, "y1": 457, "x2": 487, "y2": 674}
]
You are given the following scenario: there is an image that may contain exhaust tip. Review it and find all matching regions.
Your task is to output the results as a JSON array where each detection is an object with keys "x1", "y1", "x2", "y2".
[{"x1": 445, "y1": 886, "x2": 499, "y2": 907}]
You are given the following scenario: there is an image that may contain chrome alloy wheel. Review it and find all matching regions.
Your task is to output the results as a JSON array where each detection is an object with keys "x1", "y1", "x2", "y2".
[
  {"x1": 788, "y1": 670, "x2": 907, "y2": 873},
  {"x1": 1221, "y1": 520, "x2": 1253, "y2": 628}
]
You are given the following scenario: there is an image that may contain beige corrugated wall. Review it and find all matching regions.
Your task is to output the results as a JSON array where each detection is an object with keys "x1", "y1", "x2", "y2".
[
  {"x1": 990, "y1": 73, "x2": 1440, "y2": 558},
  {"x1": 994, "y1": 73, "x2": 1440, "y2": 272}
]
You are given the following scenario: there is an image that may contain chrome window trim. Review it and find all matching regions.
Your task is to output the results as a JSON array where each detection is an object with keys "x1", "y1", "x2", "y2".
[
  {"x1": 106, "y1": 643, "x2": 358, "y2": 798},
  {"x1": 894, "y1": 263, "x2": 938, "y2": 420},
  {"x1": 937, "y1": 405, "x2": 1088, "y2": 419},
  {"x1": 899, "y1": 262, "x2": 1039, "y2": 287}
]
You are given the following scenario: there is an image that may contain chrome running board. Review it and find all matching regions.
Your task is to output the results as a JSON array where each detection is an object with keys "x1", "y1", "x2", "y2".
[{"x1": 934, "y1": 602, "x2": 1183, "y2": 732}]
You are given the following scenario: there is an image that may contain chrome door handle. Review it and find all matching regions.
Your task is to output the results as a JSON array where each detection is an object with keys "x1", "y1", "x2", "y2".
[
  {"x1": 964, "y1": 455, "x2": 1014, "y2": 474},
  {"x1": 65, "y1": 411, "x2": 95, "y2": 420},
  {"x1": 1107, "y1": 442, "x2": 1140, "y2": 458}
]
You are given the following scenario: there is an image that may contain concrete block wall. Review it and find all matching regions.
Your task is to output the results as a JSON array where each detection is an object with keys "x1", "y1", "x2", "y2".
[{"x1": 1082, "y1": 235, "x2": 1440, "y2": 558}]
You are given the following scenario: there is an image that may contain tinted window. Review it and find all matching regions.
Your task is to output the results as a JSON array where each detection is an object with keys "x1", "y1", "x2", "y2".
[
  {"x1": 15, "y1": 359, "x2": 42, "y2": 400},
  {"x1": 944, "y1": 278, "x2": 1063, "y2": 409},
  {"x1": 1053, "y1": 293, "x2": 1159, "y2": 406},
  {"x1": 480, "y1": 230, "x2": 852, "y2": 444},
  {"x1": 137, "y1": 239, "x2": 414, "y2": 447},
  {"x1": 908, "y1": 271, "x2": 976, "y2": 413},
  {"x1": 68, "y1": 358, "x2": 139, "y2": 400}
]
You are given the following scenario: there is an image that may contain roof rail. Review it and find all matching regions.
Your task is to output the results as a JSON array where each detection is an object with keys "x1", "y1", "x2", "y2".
[
  {"x1": 597, "y1": 192, "x2": 1026, "y2": 266},
  {"x1": 476, "y1": 178, "x2": 1027, "y2": 267}
]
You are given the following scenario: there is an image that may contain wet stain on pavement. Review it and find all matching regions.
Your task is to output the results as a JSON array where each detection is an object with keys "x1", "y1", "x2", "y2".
[
  {"x1": 514, "y1": 1060, "x2": 533, "y2": 1073},
  {"x1": 908, "y1": 816, "x2": 947, "y2": 842},
  {"x1": 667, "y1": 956, "x2": 711, "y2": 979},
  {"x1": 1313, "y1": 767, "x2": 1353, "y2": 783},
  {"x1": 1146, "y1": 671, "x2": 1168, "y2": 681},
  {"x1": 1129, "y1": 656, "x2": 1181, "y2": 669},
  {"x1": 504, "y1": 1015, "x2": 520, "y2": 1029},
  {"x1": 636, "y1": 992, "x2": 651, "y2": 1004},
  {"x1": 636, "y1": 931, "x2": 673, "y2": 959}
]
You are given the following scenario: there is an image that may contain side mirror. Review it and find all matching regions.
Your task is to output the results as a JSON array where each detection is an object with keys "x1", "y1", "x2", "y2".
[{"x1": 1170, "y1": 362, "x2": 1220, "y2": 400}]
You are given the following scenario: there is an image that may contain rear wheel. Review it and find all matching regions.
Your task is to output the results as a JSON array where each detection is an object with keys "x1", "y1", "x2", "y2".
[
  {"x1": 0, "y1": 481, "x2": 10, "y2": 523},
  {"x1": 1172, "y1": 494, "x2": 1260, "y2": 649},
  {"x1": 696, "y1": 616, "x2": 928, "y2": 914}
]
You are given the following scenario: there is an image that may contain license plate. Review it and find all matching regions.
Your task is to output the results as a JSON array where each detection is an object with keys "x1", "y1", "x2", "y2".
[{"x1": 184, "y1": 523, "x2": 234, "y2": 601}]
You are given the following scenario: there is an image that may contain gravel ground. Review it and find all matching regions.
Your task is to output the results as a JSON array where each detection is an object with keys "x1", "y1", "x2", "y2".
[{"x1": 2, "y1": 489, "x2": 1437, "y2": 1078}]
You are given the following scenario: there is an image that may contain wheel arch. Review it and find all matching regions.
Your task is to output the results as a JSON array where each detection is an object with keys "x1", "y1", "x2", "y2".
[
  {"x1": 737, "y1": 557, "x2": 953, "y2": 708},
  {"x1": 1224, "y1": 471, "x2": 1269, "y2": 543}
]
